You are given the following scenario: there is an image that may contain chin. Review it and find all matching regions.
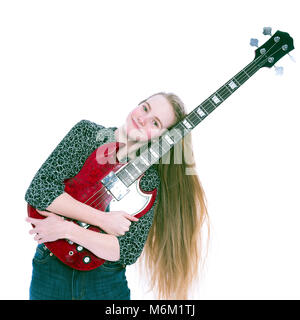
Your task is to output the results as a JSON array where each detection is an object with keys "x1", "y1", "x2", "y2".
[
  {"x1": 126, "y1": 126, "x2": 142, "y2": 140},
  {"x1": 131, "y1": 133, "x2": 147, "y2": 142}
]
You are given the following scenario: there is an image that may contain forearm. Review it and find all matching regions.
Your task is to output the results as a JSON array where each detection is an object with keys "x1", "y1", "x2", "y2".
[
  {"x1": 65, "y1": 221, "x2": 120, "y2": 261},
  {"x1": 46, "y1": 192, "x2": 106, "y2": 227}
]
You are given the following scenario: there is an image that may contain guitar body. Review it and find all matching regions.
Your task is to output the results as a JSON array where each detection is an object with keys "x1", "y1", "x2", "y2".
[{"x1": 27, "y1": 142, "x2": 157, "y2": 271}]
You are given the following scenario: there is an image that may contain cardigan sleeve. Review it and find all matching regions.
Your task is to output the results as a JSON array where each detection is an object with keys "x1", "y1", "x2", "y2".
[
  {"x1": 24, "y1": 120, "x2": 104, "y2": 210},
  {"x1": 115, "y1": 165, "x2": 161, "y2": 266}
]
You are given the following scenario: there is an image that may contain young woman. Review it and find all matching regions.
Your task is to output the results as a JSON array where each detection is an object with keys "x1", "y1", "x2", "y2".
[{"x1": 25, "y1": 92, "x2": 210, "y2": 300}]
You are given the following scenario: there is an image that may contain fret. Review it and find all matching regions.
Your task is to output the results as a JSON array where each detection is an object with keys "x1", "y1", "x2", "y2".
[
  {"x1": 162, "y1": 134, "x2": 174, "y2": 148},
  {"x1": 227, "y1": 79, "x2": 238, "y2": 91},
  {"x1": 175, "y1": 122, "x2": 186, "y2": 133},
  {"x1": 244, "y1": 62, "x2": 260, "y2": 77},
  {"x1": 242, "y1": 69, "x2": 251, "y2": 78},
  {"x1": 150, "y1": 142, "x2": 163, "y2": 158},
  {"x1": 193, "y1": 107, "x2": 205, "y2": 122},
  {"x1": 233, "y1": 76, "x2": 241, "y2": 86},
  {"x1": 163, "y1": 133, "x2": 174, "y2": 145},
  {"x1": 190, "y1": 110, "x2": 201, "y2": 124},
  {"x1": 196, "y1": 106, "x2": 207, "y2": 118},
  {"x1": 117, "y1": 170, "x2": 131, "y2": 185},
  {"x1": 187, "y1": 113, "x2": 199, "y2": 127},
  {"x1": 156, "y1": 139, "x2": 169, "y2": 156},
  {"x1": 125, "y1": 165, "x2": 137, "y2": 180},
  {"x1": 226, "y1": 85, "x2": 234, "y2": 93},
  {"x1": 170, "y1": 127, "x2": 184, "y2": 143},
  {"x1": 215, "y1": 92, "x2": 224, "y2": 101},
  {"x1": 140, "y1": 149, "x2": 157, "y2": 166},
  {"x1": 175, "y1": 128, "x2": 185, "y2": 142},
  {"x1": 182, "y1": 118, "x2": 193, "y2": 130},
  {"x1": 218, "y1": 85, "x2": 231, "y2": 99},
  {"x1": 133, "y1": 157, "x2": 148, "y2": 172},
  {"x1": 140, "y1": 153, "x2": 150, "y2": 166},
  {"x1": 149, "y1": 147, "x2": 159, "y2": 159},
  {"x1": 235, "y1": 71, "x2": 248, "y2": 85},
  {"x1": 211, "y1": 95, "x2": 221, "y2": 105},
  {"x1": 202, "y1": 100, "x2": 213, "y2": 114},
  {"x1": 207, "y1": 98, "x2": 217, "y2": 111},
  {"x1": 131, "y1": 161, "x2": 142, "y2": 174},
  {"x1": 124, "y1": 173, "x2": 132, "y2": 185},
  {"x1": 140, "y1": 150, "x2": 152, "y2": 165},
  {"x1": 116, "y1": 170, "x2": 123, "y2": 181}
]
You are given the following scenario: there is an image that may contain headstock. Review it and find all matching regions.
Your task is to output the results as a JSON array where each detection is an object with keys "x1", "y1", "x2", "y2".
[{"x1": 253, "y1": 30, "x2": 294, "y2": 69}]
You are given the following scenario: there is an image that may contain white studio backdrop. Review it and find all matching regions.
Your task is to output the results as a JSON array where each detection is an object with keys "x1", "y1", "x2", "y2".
[{"x1": 0, "y1": 0, "x2": 299, "y2": 299}]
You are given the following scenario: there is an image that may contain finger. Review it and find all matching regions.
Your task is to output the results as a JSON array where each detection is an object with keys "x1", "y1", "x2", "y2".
[
  {"x1": 38, "y1": 210, "x2": 64, "y2": 221},
  {"x1": 26, "y1": 217, "x2": 41, "y2": 225},
  {"x1": 35, "y1": 235, "x2": 44, "y2": 244},
  {"x1": 125, "y1": 214, "x2": 139, "y2": 222},
  {"x1": 34, "y1": 234, "x2": 41, "y2": 241},
  {"x1": 120, "y1": 226, "x2": 130, "y2": 234},
  {"x1": 29, "y1": 228, "x2": 39, "y2": 235},
  {"x1": 36, "y1": 209, "x2": 54, "y2": 217}
]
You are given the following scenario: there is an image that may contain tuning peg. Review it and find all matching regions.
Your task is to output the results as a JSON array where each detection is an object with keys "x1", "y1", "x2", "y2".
[
  {"x1": 274, "y1": 65, "x2": 284, "y2": 76},
  {"x1": 263, "y1": 27, "x2": 272, "y2": 36},
  {"x1": 288, "y1": 53, "x2": 296, "y2": 63},
  {"x1": 250, "y1": 38, "x2": 259, "y2": 47}
]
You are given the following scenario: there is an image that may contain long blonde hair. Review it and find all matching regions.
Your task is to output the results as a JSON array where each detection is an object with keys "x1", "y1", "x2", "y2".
[{"x1": 136, "y1": 92, "x2": 210, "y2": 299}]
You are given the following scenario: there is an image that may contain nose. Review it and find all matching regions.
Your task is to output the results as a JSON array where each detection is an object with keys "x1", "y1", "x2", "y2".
[{"x1": 137, "y1": 116, "x2": 145, "y2": 126}]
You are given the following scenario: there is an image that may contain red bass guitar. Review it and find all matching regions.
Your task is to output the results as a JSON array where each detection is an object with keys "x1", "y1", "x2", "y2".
[{"x1": 27, "y1": 30, "x2": 294, "y2": 271}]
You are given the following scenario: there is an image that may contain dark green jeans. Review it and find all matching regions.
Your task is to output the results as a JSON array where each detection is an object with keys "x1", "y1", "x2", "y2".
[{"x1": 29, "y1": 244, "x2": 131, "y2": 300}]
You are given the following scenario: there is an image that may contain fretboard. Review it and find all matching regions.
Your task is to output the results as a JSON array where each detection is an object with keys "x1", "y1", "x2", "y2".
[{"x1": 117, "y1": 57, "x2": 264, "y2": 187}]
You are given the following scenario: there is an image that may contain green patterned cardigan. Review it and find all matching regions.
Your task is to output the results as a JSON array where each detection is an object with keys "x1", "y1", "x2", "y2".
[{"x1": 25, "y1": 120, "x2": 160, "y2": 266}]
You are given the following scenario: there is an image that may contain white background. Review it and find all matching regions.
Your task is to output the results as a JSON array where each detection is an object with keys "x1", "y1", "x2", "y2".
[{"x1": 0, "y1": 0, "x2": 299, "y2": 300}]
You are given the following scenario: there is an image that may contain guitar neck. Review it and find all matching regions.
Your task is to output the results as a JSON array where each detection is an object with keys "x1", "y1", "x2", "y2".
[
  {"x1": 117, "y1": 57, "x2": 265, "y2": 187},
  {"x1": 181, "y1": 59, "x2": 262, "y2": 126}
]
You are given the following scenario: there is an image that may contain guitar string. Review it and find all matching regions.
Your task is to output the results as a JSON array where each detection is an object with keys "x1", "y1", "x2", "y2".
[{"x1": 72, "y1": 41, "x2": 286, "y2": 221}]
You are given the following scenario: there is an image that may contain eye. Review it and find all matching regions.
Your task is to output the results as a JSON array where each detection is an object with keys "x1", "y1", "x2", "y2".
[
  {"x1": 153, "y1": 120, "x2": 159, "y2": 127},
  {"x1": 143, "y1": 105, "x2": 148, "y2": 112}
]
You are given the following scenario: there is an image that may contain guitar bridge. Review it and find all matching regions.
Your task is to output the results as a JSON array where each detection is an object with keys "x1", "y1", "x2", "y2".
[{"x1": 101, "y1": 171, "x2": 129, "y2": 201}]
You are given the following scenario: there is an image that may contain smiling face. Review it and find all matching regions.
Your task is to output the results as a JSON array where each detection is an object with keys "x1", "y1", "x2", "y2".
[{"x1": 125, "y1": 94, "x2": 177, "y2": 142}]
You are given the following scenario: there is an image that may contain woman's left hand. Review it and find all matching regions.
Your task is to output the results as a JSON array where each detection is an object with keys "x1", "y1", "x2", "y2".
[{"x1": 26, "y1": 210, "x2": 70, "y2": 244}]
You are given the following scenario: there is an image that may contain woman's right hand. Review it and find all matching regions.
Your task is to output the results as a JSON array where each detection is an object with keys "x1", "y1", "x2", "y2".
[{"x1": 99, "y1": 211, "x2": 139, "y2": 236}]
